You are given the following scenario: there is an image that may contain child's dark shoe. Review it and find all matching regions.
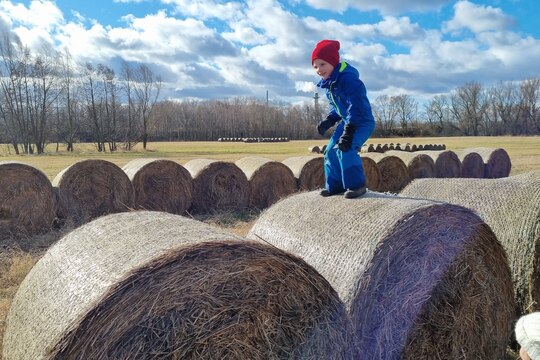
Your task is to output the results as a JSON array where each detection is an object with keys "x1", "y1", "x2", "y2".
[
  {"x1": 344, "y1": 187, "x2": 366, "y2": 199},
  {"x1": 320, "y1": 189, "x2": 344, "y2": 197}
]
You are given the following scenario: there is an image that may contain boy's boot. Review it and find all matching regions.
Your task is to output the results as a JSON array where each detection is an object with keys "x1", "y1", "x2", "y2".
[{"x1": 344, "y1": 186, "x2": 366, "y2": 199}]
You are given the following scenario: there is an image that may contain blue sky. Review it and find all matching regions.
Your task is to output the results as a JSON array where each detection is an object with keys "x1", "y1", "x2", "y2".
[{"x1": 1, "y1": 0, "x2": 539, "y2": 105}]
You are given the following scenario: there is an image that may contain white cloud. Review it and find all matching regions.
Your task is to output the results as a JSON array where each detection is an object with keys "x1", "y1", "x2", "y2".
[
  {"x1": 162, "y1": 0, "x2": 243, "y2": 21},
  {"x1": 444, "y1": 1, "x2": 515, "y2": 34},
  {"x1": 0, "y1": 0, "x2": 64, "y2": 31},
  {"x1": 304, "y1": 0, "x2": 450, "y2": 15},
  {"x1": 295, "y1": 81, "x2": 317, "y2": 93}
]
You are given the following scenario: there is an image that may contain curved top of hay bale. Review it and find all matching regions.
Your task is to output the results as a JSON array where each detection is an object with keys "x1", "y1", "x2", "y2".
[
  {"x1": 183, "y1": 159, "x2": 249, "y2": 214},
  {"x1": 457, "y1": 151, "x2": 485, "y2": 178},
  {"x1": 282, "y1": 156, "x2": 324, "y2": 191},
  {"x1": 122, "y1": 158, "x2": 193, "y2": 215},
  {"x1": 401, "y1": 171, "x2": 540, "y2": 316},
  {"x1": 235, "y1": 156, "x2": 297, "y2": 210},
  {"x1": 361, "y1": 153, "x2": 410, "y2": 192},
  {"x1": 248, "y1": 191, "x2": 514, "y2": 359},
  {"x1": 52, "y1": 159, "x2": 134, "y2": 225},
  {"x1": 386, "y1": 150, "x2": 436, "y2": 179},
  {"x1": 416, "y1": 150, "x2": 461, "y2": 178},
  {"x1": 4, "y1": 211, "x2": 353, "y2": 360},
  {"x1": 0, "y1": 161, "x2": 57, "y2": 238},
  {"x1": 361, "y1": 156, "x2": 381, "y2": 191},
  {"x1": 462, "y1": 147, "x2": 511, "y2": 178},
  {"x1": 308, "y1": 145, "x2": 321, "y2": 154}
]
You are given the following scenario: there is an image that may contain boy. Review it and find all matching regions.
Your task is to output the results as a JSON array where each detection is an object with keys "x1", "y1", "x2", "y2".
[
  {"x1": 312, "y1": 39, "x2": 375, "y2": 198},
  {"x1": 516, "y1": 312, "x2": 540, "y2": 360}
]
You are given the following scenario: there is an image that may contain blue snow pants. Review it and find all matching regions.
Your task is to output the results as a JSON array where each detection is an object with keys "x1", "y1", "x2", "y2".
[{"x1": 324, "y1": 120, "x2": 374, "y2": 193}]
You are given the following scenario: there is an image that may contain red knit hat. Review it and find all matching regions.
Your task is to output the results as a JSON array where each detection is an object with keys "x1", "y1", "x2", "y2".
[{"x1": 311, "y1": 40, "x2": 340, "y2": 67}]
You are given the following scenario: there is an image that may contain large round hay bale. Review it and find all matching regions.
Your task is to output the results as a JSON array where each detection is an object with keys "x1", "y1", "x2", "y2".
[
  {"x1": 401, "y1": 171, "x2": 540, "y2": 316},
  {"x1": 0, "y1": 161, "x2": 57, "y2": 238},
  {"x1": 308, "y1": 145, "x2": 321, "y2": 154},
  {"x1": 462, "y1": 147, "x2": 511, "y2": 178},
  {"x1": 386, "y1": 150, "x2": 436, "y2": 179},
  {"x1": 3, "y1": 211, "x2": 354, "y2": 359},
  {"x1": 457, "y1": 151, "x2": 485, "y2": 178},
  {"x1": 122, "y1": 158, "x2": 193, "y2": 215},
  {"x1": 362, "y1": 153, "x2": 410, "y2": 192},
  {"x1": 248, "y1": 191, "x2": 514, "y2": 359},
  {"x1": 282, "y1": 156, "x2": 324, "y2": 191},
  {"x1": 235, "y1": 156, "x2": 297, "y2": 210},
  {"x1": 52, "y1": 159, "x2": 134, "y2": 226},
  {"x1": 183, "y1": 159, "x2": 249, "y2": 214},
  {"x1": 416, "y1": 150, "x2": 461, "y2": 178},
  {"x1": 361, "y1": 156, "x2": 381, "y2": 191}
]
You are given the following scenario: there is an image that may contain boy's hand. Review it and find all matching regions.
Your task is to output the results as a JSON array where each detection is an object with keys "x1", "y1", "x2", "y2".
[
  {"x1": 316, "y1": 114, "x2": 340, "y2": 135},
  {"x1": 337, "y1": 123, "x2": 356, "y2": 151}
]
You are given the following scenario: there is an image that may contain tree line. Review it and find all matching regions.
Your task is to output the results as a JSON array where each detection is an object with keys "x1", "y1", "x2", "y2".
[{"x1": 1, "y1": 30, "x2": 539, "y2": 155}]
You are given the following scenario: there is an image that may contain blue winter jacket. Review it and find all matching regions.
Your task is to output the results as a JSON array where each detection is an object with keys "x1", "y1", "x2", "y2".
[{"x1": 317, "y1": 62, "x2": 375, "y2": 130}]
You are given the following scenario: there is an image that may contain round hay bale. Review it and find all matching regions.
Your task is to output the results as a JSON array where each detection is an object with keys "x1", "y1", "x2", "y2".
[
  {"x1": 457, "y1": 151, "x2": 485, "y2": 178},
  {"x1": 362, "y1": 153, "x2": 411, "y2": 192},
  {"x1": 462, "y1": 147, "x2": 511, "y2": 178},
  {"x1": 381, "y1": 144, "x2": 389, "y2": 152},
  {"x1": 361, "y1": 156, "x2": 381, "y2": 191},
  {"x1": 367, "y1": 144, "x2": 375, "y2": 152},
  {"x1": 183, "y1": 159, "x2": 249, "y2": 214},
  {"x1": 401, "y1": 171, "x2": 540, "y2": 316},
  {"x1": 321, "y1": 144, "x2": 327, "y2": 154},
  {"x1": 0, "y1": 161, "x2": 57, "y2": 238},
  {"x1": 282, "y1": 156, "x2": 324, "y2": 191},
  {"x1": 308, "y1": 145, "x2": 321, "y2": 154},
  {"x1": 411, "y1": 144, "x2": 418, "y2": 151},
  {"x1": 235, "y1": 156, "x2": 297, "y2": 210},
  {"x1": 3, "y1": 211, "x2": 354, "y2": 359},
  {"x1": 416, "y1": 150, "x2": 461, "y2": 178},
  {"x1": 375, "y1": 144, "x2": 383, "y2": 153},
  {"x1": 122, "y1": 158, "x2": 193, "y2": 215},
  {"x1": 52, "y1": 159, "x2": 134, "y2": 226},
  {"x1": 386, "y1": 150, "x2": 436, "y2": 179},
  {"x1": 248, "y1": 191, "x2": 514, "y2": 359}
]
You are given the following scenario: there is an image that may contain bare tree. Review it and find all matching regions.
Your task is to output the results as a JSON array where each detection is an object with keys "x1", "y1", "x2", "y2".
[
  {"x1": 133, "y1": 64, "x2": 162, "y2": 149},
  {"x1": 423, "y1": 95, "x2": 451, "y2": 135},
  {"x1": 372, "y1": 95, "x2": 398, "y2": 136},
  {"x1": 393, "y1": 94, "x2": 417, "y2": 136},
  {"x1": 518, "y1": 77, "x2": 540, "y2": 134},
  {"x1": 485, "y1": 81, "x2": 518, "y2": 135},
  {"x1": 82, "y1": 62, "x2": 106, "y2": 151},
  {"x1": 450, "y1": 82, "x2": 487, "y2": 136}
]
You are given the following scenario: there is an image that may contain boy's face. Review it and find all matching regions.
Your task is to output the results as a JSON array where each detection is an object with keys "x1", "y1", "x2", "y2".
[{"x1": 312, "y1": 59, "x2": 334, "y2": 80}]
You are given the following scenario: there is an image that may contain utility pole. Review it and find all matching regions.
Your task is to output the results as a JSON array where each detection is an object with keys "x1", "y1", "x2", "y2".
[{"x1": 313, "y1": 92, "x2": 319, "y2": 111}]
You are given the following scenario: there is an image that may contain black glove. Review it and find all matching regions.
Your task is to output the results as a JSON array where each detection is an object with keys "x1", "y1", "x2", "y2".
[
  {"x1": 338, "y1": 123, "x2": 356, "y2": 152},
  {"x1": 316, "y1": 114, "x2": 340, "y2": 136}
]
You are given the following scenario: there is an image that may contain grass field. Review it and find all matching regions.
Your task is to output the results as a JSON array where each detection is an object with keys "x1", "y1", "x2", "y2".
[{"x1": 0, "y1": 136, "x2": 538, "y2": 357}]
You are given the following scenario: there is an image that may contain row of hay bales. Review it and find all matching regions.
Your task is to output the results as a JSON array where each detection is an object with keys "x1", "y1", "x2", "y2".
[
  {"x1": 0, "y1": 156, "x2": 325, "y2": 238},
  {"x1": 361, "y1": 147, "x2": 512, "y2": 193},
  {"x1": 218, "y1": 137, "x2": 290, "y2": 142},
  {"x1": 362, "y1": 143, "x2": 447, "y2": 153},
  {"x1": 10, "y1": 169, "x2": 540, "y2": 358}
]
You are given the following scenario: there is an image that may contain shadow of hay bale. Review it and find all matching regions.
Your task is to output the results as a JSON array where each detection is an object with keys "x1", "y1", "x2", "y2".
[
  {"x1": 461, "y1": 147, "x2": 512, "y2": 178},
  {"x1": 386, "y1": 150, "x2": 436, "y2": 180},
  {"x1": 415, "y1": 150, "x2": 462, "y2": 178},
  {"x1": 282, "y1": 156, "x2": 324, "y2": 191},
  {"x1": 3, "y1": 211, "x2": 355, "y2": 359},
  {"x1": 248, "y1": 191, "x2": 514, "y2": 359},
  {"x1": 184, "y1": 159, "x2": 250, "y2": 214},
  {"x1": 52, "y1": 159, "x2": 134, "y2": 226},
  {"x1": 401, "y1": 171, "x2": 540, "y2": 317},
  {"x1": 235, "y1": 156, "x2": 297, "y2": 210},
  {"x1": 0, "y1": 161, "x2": 57, "y2": 239},
  {"x1": 361, "y1": 153, "x2": 410, "y2": 192},
  {"x1": 122, "y1": 158, "x2": 193, "y2": 215}
]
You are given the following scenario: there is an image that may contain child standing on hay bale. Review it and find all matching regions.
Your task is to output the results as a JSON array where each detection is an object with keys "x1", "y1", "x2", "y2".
[
  {"x1": 312, "y1": 39, "x2": 375, "y2": 199},
  {"x1": 516, "y1": 312, "x2": 540, "y2": 360}
]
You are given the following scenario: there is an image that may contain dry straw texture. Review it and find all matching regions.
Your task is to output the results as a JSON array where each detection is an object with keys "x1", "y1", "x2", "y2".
[
  {"x1": 416, "y1": 150, "x2": 462, "y2": 178},
  {"x1": 401, "y1": 171, "x2": 540, "y2": 316},
  {"x1": 52, "y1": 159, "x2": 134, "y2": 226},
  {"x1": 462, "y1": 147, "x2": 512, "y2": 178},
  {"x1": 3, "y1": 211, "x2": 354, "y2": 359},
  {"x1": 0, "y1": 161, "x2": 57, "y2": 238},
  {"x1": 386, "y1": 150, "x2": 436, "y2": 179},
  {"x1": 248, "y1": 191, "x2": 514, "y2": 359},
  {"x1": 183, "y1": 159, "x2": 250, "y2": 214},
  {"x1": 361, "y1": 153, "x2": 410, "y2": 192},
  {"x1": 361, "y1": 156, "x2": 381, "y2": 191},
  {"x1": 122, "y1": 158, "x2": 193, "y2": 214},
  {"x1": 282, "y1": 156, "x2": 324, "y2": 191},
  {"x1": 457, "y1": 151, "x2": 485, "y2": 178},
  {"x1": 235, "y1": 156, "x2": 297, "y2": 210}
]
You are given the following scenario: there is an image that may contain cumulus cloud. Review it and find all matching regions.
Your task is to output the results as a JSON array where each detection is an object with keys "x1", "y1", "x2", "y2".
[
  {"x1": 304, "y1": 0, "x2": 450, "y2": 15},
  {"x1": 444, "y1": 1, "x2": 515, "y2": 34}
]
